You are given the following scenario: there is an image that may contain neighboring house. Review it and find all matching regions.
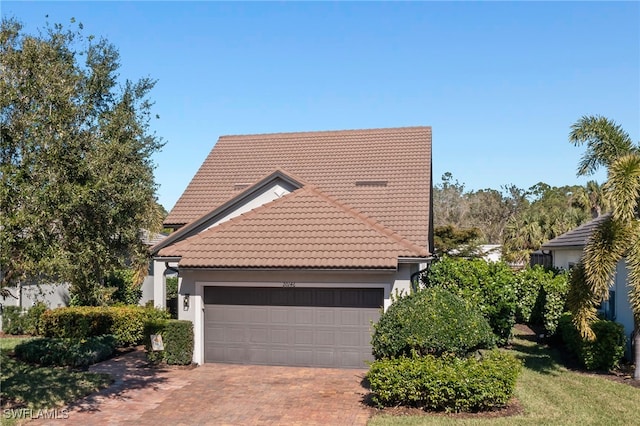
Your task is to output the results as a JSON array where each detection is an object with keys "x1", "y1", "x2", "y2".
[
  {"x1": 479, "y1": 244, "x2": 502, "y2": 262},
  {"x1": 150, "y1": 126, "x2": 433, "y2": 367},
  {"x1": 540, "y1": 214, "x2": 635, "y2": 355}
]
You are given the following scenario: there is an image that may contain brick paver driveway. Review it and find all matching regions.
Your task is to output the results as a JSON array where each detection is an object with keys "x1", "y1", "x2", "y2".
[{"x1": 32, "y1": 349, "x2": 373, "y2": 425}]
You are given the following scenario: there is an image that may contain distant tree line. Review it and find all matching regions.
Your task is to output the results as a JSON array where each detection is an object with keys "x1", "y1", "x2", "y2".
[{"x1": 432, "y1": 172, "x2": 607, "y2": 263}]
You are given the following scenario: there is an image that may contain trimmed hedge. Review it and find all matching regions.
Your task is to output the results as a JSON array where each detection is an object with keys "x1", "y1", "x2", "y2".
[
  {"x1": 514, "y1": 266, "x2": 568, "y2": 335},
  {"x1": 14, "y1": 335, "x2": 117, "y2": 367},
  {"x1": 1, "y1": 303, "x2": 48, "y2": 335},
  {"x1": 40, "y1": 306, "x2": 170, "y2": 347},
  {"x1": 144, "y1": 319, "x2": 194, "y2": 365},
  {"x1": 423, "y1": 257, "x2": 517, "y2": 345},
  {"x1": 558, "y1": 313, "x2": 626, "y2": 371},
  {"x1": 367, "y1": 350, "x2": 522, "y2": 412},
  {"x1": 371, "y1": 287, "x2": 495, "y2": 359}
]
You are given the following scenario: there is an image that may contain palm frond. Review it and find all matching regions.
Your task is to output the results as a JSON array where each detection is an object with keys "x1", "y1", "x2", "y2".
[
  {"x1": 569, "y1": 115, "x2": 636, "y2": 176},
  {"x1": 566, "y1": 262, "x2": 598, "y2": 340},
  {"x1": 604, "y1": 154, "x2": 640, "y2": 223},
  {"x1": 582, "y1": 216, "x2": 631, "y2": 301},
  {"x1": 625, "y1": 225, "x2": 640, "y2": 321}
]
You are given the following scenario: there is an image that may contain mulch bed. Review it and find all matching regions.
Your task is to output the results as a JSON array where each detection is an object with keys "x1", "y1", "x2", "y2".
[{"x1": 370, "y1": 400, "x2": 525, "y2": 419}]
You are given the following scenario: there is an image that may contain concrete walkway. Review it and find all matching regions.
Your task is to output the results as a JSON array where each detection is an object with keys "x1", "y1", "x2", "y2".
[{"x1": 31, "y1": 349, "x2": 373, "y2": 425}]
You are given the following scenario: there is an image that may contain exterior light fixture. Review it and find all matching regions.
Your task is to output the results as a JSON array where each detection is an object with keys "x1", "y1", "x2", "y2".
[{"x1": 183, "y1": 294, "x2": 190, "y2": 311}]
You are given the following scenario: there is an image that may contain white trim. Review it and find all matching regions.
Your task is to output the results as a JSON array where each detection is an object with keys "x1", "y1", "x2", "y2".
[{"x1": 398, "y1": 256, "x2": 432, "y2": 263}]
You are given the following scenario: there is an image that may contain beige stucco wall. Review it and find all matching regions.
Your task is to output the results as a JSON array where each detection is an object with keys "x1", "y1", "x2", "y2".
[
  {"x1": 205, "y1": 180, "x2": 296, "y2": 230},
  {"x1": 552, "y1": 249, "x2": 583, "y2": 270}
]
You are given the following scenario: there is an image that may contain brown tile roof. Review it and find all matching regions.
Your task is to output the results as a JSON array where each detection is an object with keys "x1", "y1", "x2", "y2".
[
  {"x1": 164, "y1": 126, "x2": 432, "y2": 249},
  {"x1": 541, "y1": 214, "x2": 611, "y2": 249},
  {"x1": 159, "y1": 185, "x2": 429, "y2": 269}
]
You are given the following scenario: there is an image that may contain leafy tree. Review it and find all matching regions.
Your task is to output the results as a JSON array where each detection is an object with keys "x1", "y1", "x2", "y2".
[
  {"x1": 433, "y1": 225, "x2": 483, "y2": 258},
  {"x1": 503, "y1": 184, "x2": 590, "y2": 264},
  {"x1": 433, "y1": 172, "x2": 468, "y2": 228},
  {"x1": 466, "y1": 188, "x2": 512, "y2": 243},
  {"x1": 0, "y1": 18, "x2": 163, "y2": 305},
  {"x1": 566, "y1": 116, "x2": 640, "y2": 379},
  {"x1": 433, "y1": 173, "x2": 528, "y2": 245}
]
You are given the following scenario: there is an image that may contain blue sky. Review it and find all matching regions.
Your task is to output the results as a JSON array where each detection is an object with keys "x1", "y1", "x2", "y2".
[{"x1": 3, "y1": 1, "x2": 639, "y2": 211}]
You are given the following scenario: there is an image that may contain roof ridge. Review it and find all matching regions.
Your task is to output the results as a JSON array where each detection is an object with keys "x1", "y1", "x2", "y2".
[
  {"x1": 218, "y1": 126, "x2": 431, "y2": 139},
  {"x1": 161, "y1": 187, "x2": 310, "y2": 253},
  {"x1": 153, "y1": 169, "x2": 307, "y2": 253},
  {"x1": 303, "y1": 185, "x2": 429, "y2": 256},
  {"x1": 159, "y1": 185, "x2": 429, "y2": 258}
]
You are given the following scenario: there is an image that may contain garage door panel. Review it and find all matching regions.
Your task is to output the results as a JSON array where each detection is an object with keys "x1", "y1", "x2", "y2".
[
  {"x1": 247, "y1": 348, "x2": 268, "y2": 364},
  {"x1": 294, "y1": 309, "x2": 314, "y2": 325},
  {"x1": 294, "y1": 349, "x2": 314, "y2": 365},
  {"x1": 270, "y1": 308, "x2": 289, "y2": 324},
  {"x1": 336, "y1": 329, "x2": 361, "y2": 346},
  {"x1": 206, "y1": 326, "x2": 227, "y2": 344},
  {"x1": 316, "y1": 309, "x2": 336, "y2": 325},
  {"x1": 341, "y1": 350, "x2": 366, "y2": 368},
  {"x1": 270, "y1": 328, "x2": 289, "y2": 344},
  {"x1": 248, "y1": 327, "x2": 269, "y2": 343},
  {"x1": 270, "y1": 348, "x2": 290, "y2": 365},
  {"x1": 316, "y1": 329, "x2": 335, "y2": 345},
  {"x1": 338, "y1": 310, "x2": 360, "y2": 326},
  {"x1": 204, "y1": 287, "x2": 382, "y2": 367},
  {"x1": 315, "y1": 350, "x2": 335, "y2": 366},
  {"x1": 294, "y1": 328, "x2": 314, "y2": 345},
  {"x1": 226, "y1": 327, "x2": 247, "y2": 343},
  {"x1": 248, "y1": 307, "x2": 268, "y2": 323}
]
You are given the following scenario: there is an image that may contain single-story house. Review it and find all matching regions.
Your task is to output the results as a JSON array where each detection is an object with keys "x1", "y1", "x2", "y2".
[
  {"x1": 540, "y1": 214, "x2": 634, "y2": 354},
  {"x1": 150, "y1": 126, "x2": 433, "y2": 367}
]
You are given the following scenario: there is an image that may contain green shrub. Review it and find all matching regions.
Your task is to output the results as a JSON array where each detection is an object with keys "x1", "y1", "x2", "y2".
[
  {"x1": 106, "y1": 269, "x2": 143, "y2": 306},
  {"x1": 14, "y1": 335, "x2": 117, "y2": 367},
  {"x1": 367, "y1": 350, "x2": 522, "y2": 412},
  {"x1": 514, "y1": 266, "x2": 568, "y2": 335},
  {"x1": 166, "y1": 276, "x2": 179, "y2": 299},
  {"x1": 1, "y1": 303, "x2": 48, "y2": 335},
  {"x1": 538, "y1": 272, "x2": 569, "y2": 335},
  {"x1": 23, "y1": 302, "x2": 48, "y2": 335},
  {"x1": 372, "y1": 287, "x2": 495, "y2": 359},
  {"x1": 2, "y1": 306, "x2": 25, "y2": 335},
  {"x1": 144, "y1": 319, "x2": 194, "y2": 365},
  {"x1": 558, "y1": 313, "x2": 626, "y2": 370},
  {"x1": 40, "y1": 306, "x2": 170, "y2": 346},
  {"x1": 423, "y1": 257, "x2": 517, "y2": 345}
]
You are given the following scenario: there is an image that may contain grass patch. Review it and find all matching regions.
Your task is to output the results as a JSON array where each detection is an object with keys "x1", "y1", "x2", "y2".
[
  {"x1": 368, "y1": 328, "x2": 640, "y2": 425},
  {"x1": 1, "y1": 337, "x2": 112, "y2": 414}
]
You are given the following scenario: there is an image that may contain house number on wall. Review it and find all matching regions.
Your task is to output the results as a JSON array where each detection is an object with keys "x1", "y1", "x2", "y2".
[{"x1": 282, "y1": 281, "x2": 296, "y2": 288}]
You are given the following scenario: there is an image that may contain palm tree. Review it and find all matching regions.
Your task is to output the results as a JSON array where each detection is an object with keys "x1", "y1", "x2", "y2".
[
  {"x1": 572, "y1": 180, "x2": 610, "y2": 218},
  {"x1": 569, "y1": 115, "x2": 637, "y2": 176},
  {"x1": 567, "y1": 116, "x2": 640, "y2": 379}
]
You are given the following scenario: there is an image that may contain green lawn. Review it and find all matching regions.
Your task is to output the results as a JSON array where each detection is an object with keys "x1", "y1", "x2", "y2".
[
  {"x1": 0, "y1": 337, "x2": 112, "y2": 423},
  {"x1": 368, "y1": 329, "x2": 640, "y2": 426}
]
